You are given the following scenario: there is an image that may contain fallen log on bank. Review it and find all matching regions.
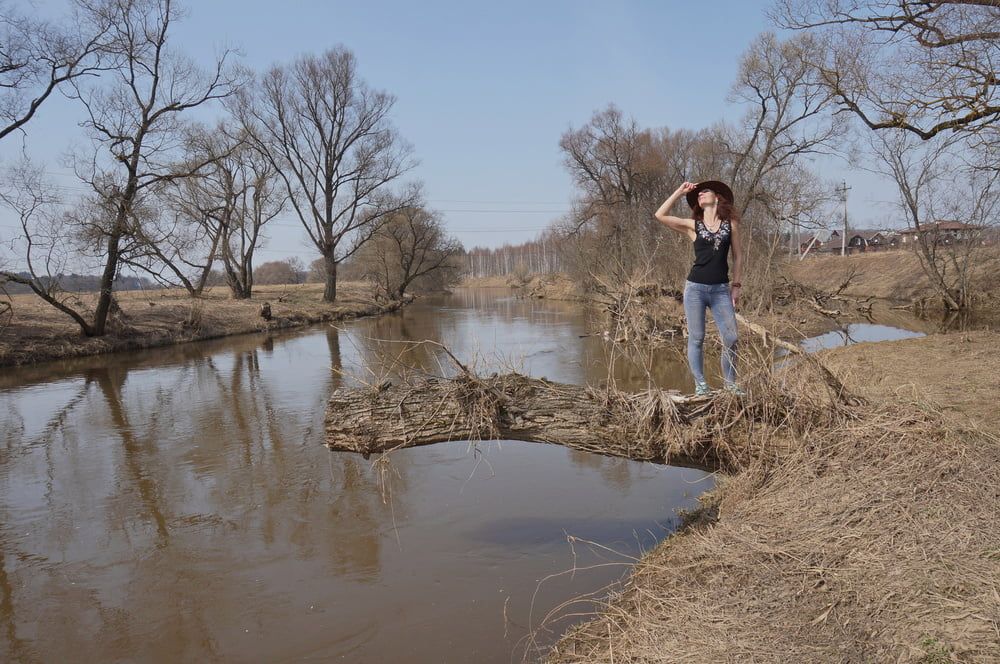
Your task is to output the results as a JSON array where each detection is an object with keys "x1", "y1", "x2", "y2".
[
  {"x1": 328, "y1": 374, "x2": 710, "y2": 468},
  {"x1": 325, "y1": 367, "x2": 841, "y2": 471}
]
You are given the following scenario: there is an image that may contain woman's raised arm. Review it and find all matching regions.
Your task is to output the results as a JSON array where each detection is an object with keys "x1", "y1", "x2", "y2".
[{"x1": 654, "y1": 183, "x2": 697, "y2": 239}]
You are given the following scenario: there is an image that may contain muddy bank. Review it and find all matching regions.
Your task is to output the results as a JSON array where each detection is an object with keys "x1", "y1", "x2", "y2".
[
  {"x1": 0, "y1": 282, "x2": 409, "y2": 368},
  {"x1": 549, "y1": 330, "x2": 1000, "y2": 663}
]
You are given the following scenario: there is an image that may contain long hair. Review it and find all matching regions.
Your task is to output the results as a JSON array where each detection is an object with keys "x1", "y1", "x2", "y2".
[{"x1": 693, "y1": 196, "x2": 741, "y2": 224}]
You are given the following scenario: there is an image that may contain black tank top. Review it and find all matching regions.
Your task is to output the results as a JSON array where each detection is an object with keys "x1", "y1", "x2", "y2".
[{"x1": 687, "y1": 218, "x2": 731, "y2": 285}]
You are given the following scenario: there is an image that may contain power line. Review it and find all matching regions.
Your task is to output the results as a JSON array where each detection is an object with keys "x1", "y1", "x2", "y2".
[
  {"x1": 429, "y1": 199, "x2": 566, "y2": 205},
  {"x1": 25, "y1": 172, "x2": 572, "y2": 209}
]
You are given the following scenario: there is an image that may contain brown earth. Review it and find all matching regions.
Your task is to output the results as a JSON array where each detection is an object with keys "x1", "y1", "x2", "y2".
[
  {"x1": 821, "y1": 330, "x2": 1000, "y2": 431},
  {"x1": 0, "y1": 282, "x2": 406, "y2": 368},
  {"x1": 457, "y1": 275, "x2": 516, "y2": 288},
  {"x1": 785, "y1": 247, "x2": 1000, "y2": 307},
  {"x1": 459, "y1": 273, "x2": 588, "y2": 301},
  {"x1": 549, "y1": 330, "x2": 1000, "y2": 663}
]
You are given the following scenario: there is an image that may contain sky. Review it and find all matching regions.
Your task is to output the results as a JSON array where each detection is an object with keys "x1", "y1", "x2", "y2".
[{"x1": 1, "y1": 0, "x2": 892, "y2": 269}]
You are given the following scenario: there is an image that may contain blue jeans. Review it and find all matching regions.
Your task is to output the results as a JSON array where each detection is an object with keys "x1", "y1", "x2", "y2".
[{"x1": 683, "y1": 280, "x2": 738, "y2": 386}]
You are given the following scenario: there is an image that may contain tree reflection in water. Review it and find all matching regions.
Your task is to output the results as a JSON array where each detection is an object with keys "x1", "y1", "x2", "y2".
[{"x1": 0, "y1": 290, "x2": 719, "y2": 663}]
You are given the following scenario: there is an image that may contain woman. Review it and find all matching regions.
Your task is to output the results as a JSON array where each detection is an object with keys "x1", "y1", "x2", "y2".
[{"x1": 654, "y1": 181, "x2": 743, "y2": 396}]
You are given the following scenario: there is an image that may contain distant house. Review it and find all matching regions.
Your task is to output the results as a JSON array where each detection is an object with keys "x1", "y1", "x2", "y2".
[
  {"x1": 866, "y1": 232, "x2": 887, "y2": 250},
  {"x1": 847, "y1": 234, "x2": 868, "y2": 253},
  {"x1": 819, "y1": 230, "x2": 842, "y2": 253},
  {"x1": 856, "y1": 231, "x2": 900, "y2": 252},
  {"x1": 798, "y1": 229, "x2": 906, "y2": 256},
  {"x1": 798, "y1": 230, "x2": 842, "y2": 256},
  {"x1": 898, "y1": 221, "x2": 979, "y2": 246}
]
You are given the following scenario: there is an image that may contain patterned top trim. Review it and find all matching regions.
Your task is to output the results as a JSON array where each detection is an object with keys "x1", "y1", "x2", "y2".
[{"x1": 697, "y1": 219, "x2": 731, "y2": 251}]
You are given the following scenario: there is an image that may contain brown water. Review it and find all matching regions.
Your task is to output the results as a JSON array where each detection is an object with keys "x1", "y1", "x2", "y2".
[{"x1": 0, "y1": 289, "x2": 714, "y2": 663}]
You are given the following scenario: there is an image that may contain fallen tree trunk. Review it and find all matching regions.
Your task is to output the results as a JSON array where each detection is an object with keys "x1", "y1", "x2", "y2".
[
  {"x1": 325, "y1": 317, "x2": 857, "y2": 469},
  {"x1": 736, "y1": 313, "x2": 858, "y2": 404},
  {"x1": 325, "y1": 372, "x2": 806, "y2": 471}
]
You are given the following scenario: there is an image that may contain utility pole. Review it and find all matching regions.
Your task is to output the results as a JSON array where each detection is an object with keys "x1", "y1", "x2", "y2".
[
  {"x1": 836, "y1": 181, "x2": 851, "y2": 256},
  {"x1": 781, "y1": 215, "x2": 799, "y2": 257}
]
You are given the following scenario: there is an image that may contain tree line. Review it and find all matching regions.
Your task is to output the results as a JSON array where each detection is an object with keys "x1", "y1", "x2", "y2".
[
  {"x1": 0, "y1": 0, "x2": 462, "y2": 337},
  {"x1": 2, "y1": 0, "x2": 997, "y2": 326},
  {"x1": 462, "y1": 235, "x2": 563, "y2": 278},
  {"x1": 549, "y1": 1, "x2": 999, "y2": 312},
  {"x1": 473, "y1": 0, "x2": 998, "y2": 314}
]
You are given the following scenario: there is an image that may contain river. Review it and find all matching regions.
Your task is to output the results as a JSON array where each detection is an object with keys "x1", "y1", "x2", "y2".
[{"x1": 0, "y1": 289, "x2": 718, "y2": 663}]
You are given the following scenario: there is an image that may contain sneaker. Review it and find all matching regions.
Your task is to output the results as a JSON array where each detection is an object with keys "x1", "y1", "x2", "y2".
[
  {"x1": 724, "y1": 383, "x2": 746, "y2": 396},
  {"x1": 694, "y1": 382, "x2": 711, "y2": 396}
]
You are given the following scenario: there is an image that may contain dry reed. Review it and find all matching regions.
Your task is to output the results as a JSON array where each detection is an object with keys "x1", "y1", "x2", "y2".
[{"x1": 546, "y1": 375, "x2": 1000, "y2": 662}]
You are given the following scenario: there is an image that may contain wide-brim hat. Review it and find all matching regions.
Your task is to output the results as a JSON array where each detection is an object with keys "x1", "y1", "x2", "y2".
[{"x1": 686, "y1": 181, "x2": 734, "y2": 209}]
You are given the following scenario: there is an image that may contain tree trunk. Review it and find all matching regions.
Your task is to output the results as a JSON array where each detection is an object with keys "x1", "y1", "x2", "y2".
[
  {"x1": 192, "y1": 235, "x2": 221, "y2": 296},
  {"x1": 229, "y1": 283, "x2": 251, "y2": 299},
  {"x1": 323, "y1": 253, "x2": 338, "y2": 302},
  {"x1": 223, "y1": 256, "x2": 252, "y2": 299},
  {"x1": 326, "y1": 373, "x2": 759, "y2": 472},
  {"x1": 91, "y1": 230, "x2": 123, "y2": 337}
]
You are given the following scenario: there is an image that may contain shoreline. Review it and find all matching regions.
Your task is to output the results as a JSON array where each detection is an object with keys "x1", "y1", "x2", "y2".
[
  {"x1": 461, "y1": 268, "x2": 1000, "y2": 341},
  {"x1": 548, "y1": 329, "x2": 1000, "y2": 662},
  {"x1": 0, "y1": 283, "x2": 411, "y2": 370}
]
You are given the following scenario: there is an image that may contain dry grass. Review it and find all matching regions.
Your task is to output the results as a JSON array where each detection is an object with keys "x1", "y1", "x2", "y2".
[
  {"x1": 546, "y1": 332, "x2": 1000, "y2": 663},
  {"x1": 820, "y1": 330, "x2": 1000, "y2": 430},
  {"x1": 786, "y1": 247, "x2": 1000, "y2": 306},
  {"x1": 0, "y1": 282, "x2": 402, "y2": 368},
  {"x1": 459, "y1": 273, "x2": 588, "y2": 301}
]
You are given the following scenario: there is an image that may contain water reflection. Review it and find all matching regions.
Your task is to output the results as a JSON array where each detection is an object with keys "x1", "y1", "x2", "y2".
[
  {"x1": 800, "y1": 323, "x2": 926, "y2": 352},
  {"x1": 0, "y1": 289, "x2": 711, "y2": 663}
]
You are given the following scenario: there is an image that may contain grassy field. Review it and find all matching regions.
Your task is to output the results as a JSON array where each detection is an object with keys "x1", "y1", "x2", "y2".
[{"x1": 0, "y1": 282, "x2": 403, "y2": 368}]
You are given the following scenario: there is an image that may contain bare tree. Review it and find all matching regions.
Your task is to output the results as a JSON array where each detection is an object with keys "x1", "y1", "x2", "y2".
[
  {"x1": 130, "y1": 167, "x2": 223, "y2": 297},
  {"x1": 146, "y1": 124, "x2": 285, "y2": 299},
  {"x1": 0, "y1": 160, "x2": 95, "y2": 331},
  {"x1": 556, "y1": 52, "x2": 837, "y2": 302},
  {"x1": 712, "y1": 32, "x2": 844, "y2": 304},
  {"x1": 723, "y1": 32, "x2": 842, "y2": 219},
  {"x1": 235, "y1": 47, "x2": 416, "y2": 303},
  {"x1": 356, "y1": 204, "x2": 463, "y2": 300},
  {"x1": 558, "y1": 106, "x2": 692, "y2": 290},
  {"x1": 47, "y1": 0, "x2": 239, "y2": 336},
  {"x1": 867, "y1": 130, "x2": 998, "y2": 310},
  {"x1": 0, "y1": 0, "x2": 111, "y2": 141},
  {"x1": 772, "y1": 0, "x2": 1000, "y2": 141}
]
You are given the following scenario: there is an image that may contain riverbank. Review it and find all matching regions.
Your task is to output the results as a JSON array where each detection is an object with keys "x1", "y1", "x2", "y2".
[
  {"x1": 0, "y1": 282, "x2": 407, "y2": 368},
  {"x1": 459, "y1": 273, "x2": 588, "y2": 301},
  {"x1": 461, "y1": 264, "x2": 1000, "y2": 341},
  {"x1": 549, "y1": 330, "x2": 1000, "y2": 662},
  {"x1": 476, "y1": 272, "x2": 882, "y2": 340},
  {"x1": 786, "y1": 247, "x2": 1000, "y2": 309},
  {"x1": 466, "y1": 249, "x2": 1000, "y2": 332}
]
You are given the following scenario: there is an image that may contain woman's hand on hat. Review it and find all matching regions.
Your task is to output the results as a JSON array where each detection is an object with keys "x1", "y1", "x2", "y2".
[{"x1": 679, "y1": 182, "x2": 697, "y2": 193}]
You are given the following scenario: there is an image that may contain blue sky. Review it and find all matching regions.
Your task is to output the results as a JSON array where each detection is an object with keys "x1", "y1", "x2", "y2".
[{"x1": 2, "y1": 0, "x2": 888, "y2": 267}]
